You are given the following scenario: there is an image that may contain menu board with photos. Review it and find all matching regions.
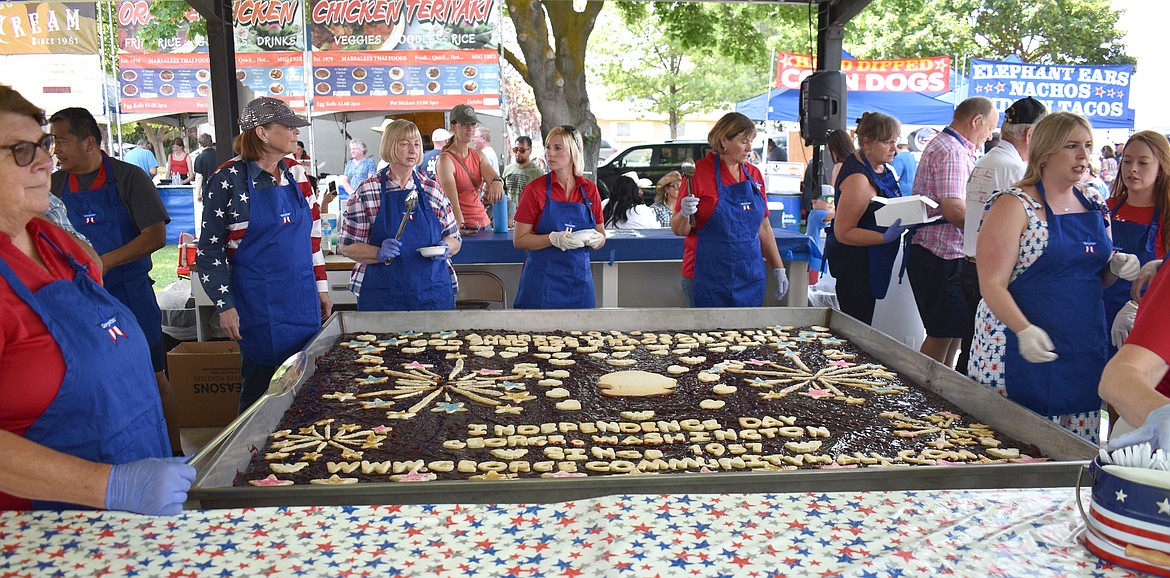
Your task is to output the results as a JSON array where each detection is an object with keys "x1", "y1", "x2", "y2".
[
  {"x1": 119, "y1": 52, "x2": 306, "y2": 112},
  {"x1": 311, "y1": 49, "x2": 498, "y2": 111}
]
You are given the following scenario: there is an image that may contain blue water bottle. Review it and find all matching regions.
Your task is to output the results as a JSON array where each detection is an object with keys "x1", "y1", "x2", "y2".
[{"x1": 492, "y1": 197, "x2": 509, "y2": 233}]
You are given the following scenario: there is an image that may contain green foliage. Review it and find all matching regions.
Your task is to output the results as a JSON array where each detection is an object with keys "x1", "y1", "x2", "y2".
[
  {"x1": 846, "y1": 0, "x2": 1133, "y2": 66},
  {"x1": 136, "y1": 0, "x2": 206, "y2": 52}
]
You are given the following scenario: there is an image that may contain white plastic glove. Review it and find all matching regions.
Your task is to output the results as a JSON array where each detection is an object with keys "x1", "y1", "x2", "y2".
[
  {"x1": 1109, "y1": 252, "x2": 1141, "y2": 281},
  {"x1": 679, "y1": 196, "x2": 699, "y2": 218},
  {"x1": 1111, "y1": 300, "x2": 1139, "y2": 348},
  {"x1": 1016, "y1": 324, "x2": 1057, "y2": 363},
  {"x1": 585, "y1": 230, "x2": 604, "y2": 249},
  {"x1": 1109, "y1": 404, "x2": 1170, "y2": 452},
  {"x1": 548, "y1": 231, "x2": 584, "y2": 251},
  {"x1": 772, "y1": 267, "x2": 789, "y2": 301}
]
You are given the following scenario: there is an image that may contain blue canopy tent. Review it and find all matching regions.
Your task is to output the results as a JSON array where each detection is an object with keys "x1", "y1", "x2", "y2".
[{"x1": 736, "y1": 84, "x2": 961, "y2": 125}]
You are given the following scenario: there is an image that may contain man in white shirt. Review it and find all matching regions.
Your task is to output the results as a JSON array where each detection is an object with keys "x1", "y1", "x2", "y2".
[
  {"x1": 474, "y1": 126, "x2": 500, "y2": 173},
  {"x1": 958, "y1": 96, "x2": 1047, "y2": 373}
]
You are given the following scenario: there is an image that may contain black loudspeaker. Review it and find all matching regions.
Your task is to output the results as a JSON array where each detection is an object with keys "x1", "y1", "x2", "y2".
[{"x1": 800, "y1": 71, "x2": 847, "y2": 146}]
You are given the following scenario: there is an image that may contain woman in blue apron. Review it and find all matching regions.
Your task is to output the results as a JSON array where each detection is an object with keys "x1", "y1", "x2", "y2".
[
  {"x1": 196, "y1": 97, "x2": 330, "y2": 413},
  {"x1": 513, "y1": 125, "x2": 605, "y2": 309},
  {"x1": 338, "y1": 119, "x2": 461, "y2": 311},
  {"x1": 823, "y1": 112, "x2": 909, "y2": 324},
  {"x1": 970, "y1": 112, "x2": 1141, "y2": 444},
  {"x1": 671, "y1": 113, "x2": 786, "y2": 308},
  {"x1": 1104, "y1": 131, "x2": 1170, "y2": 357},
  {"x1": 0, "y1": 88, "x2": 192, "y2": 514}
]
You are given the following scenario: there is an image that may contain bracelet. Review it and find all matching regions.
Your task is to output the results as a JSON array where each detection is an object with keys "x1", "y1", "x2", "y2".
[{"x1": 492, "y1": 177, "x2": 503, "y2": 184}]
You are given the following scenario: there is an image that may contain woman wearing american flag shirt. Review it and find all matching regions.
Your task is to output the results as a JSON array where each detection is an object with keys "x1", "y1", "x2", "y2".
[
  {"x1": 338, "y1": 119, "x2": 461, "y2": 310},
  {"x1": 196, "y1": 97, "x2": 331, "y2": 413}
]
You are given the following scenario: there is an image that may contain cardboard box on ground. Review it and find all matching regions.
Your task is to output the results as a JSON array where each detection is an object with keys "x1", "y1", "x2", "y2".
[{"x1": 167, "y1": 342, "x2": 241, "y2": 428}]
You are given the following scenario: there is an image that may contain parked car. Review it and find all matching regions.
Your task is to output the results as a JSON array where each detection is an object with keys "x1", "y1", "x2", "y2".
[
  {"x1": 598, "y1": 139, "x2": 618, "y2": 162},
  {"x1": 595, "y1": 140, "x2": 713, "y2": 204}
]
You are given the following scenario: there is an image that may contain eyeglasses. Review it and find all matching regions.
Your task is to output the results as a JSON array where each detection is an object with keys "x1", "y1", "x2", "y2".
[
  {"x1": 559, "y1": 124, "x2": 579, "y2": 139},
  {"x1": 0, "y1": 133, "x2": 54, "y2": 167},
  {"x1": 512, "y1": 147, "x2": 530, "y2": 153},
  {"x1": 666, "y1": 183, "x2": 681, "y2": 190},
  {"x1": 879, "y1": 139, "x2": 898, "y2": 148}
]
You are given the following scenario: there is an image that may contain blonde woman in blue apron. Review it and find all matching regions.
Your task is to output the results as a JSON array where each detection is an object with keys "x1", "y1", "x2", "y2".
[
  {"x1": 970, "y1": 112, "x2": 1141, "y2": 444},
  {"x1": 196, "y1": 98, "x2": 332, "y2": 413},
  {"x1": 513, "y1": 125, "x2": 605, "y2": 309},
  {"x1": 338, "y1": 119, "x2": 461, "y2": 310},
  {"x1": 671, "y1": 112, "x2": 787, "y2": 307},
  {"x1": 822, "y1": 112, "x2": 909, "y2": 324},
  {"x1": 0, "y1": 85, "x2": 193, "y2": 515}
]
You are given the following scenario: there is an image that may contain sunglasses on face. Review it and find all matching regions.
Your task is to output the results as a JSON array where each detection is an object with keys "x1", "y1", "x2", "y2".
[
  {"x1": 512, "y1": 147, "x2": 530, "y2": 153},
  {"x1": 1, "y1": 133, "x2": 54, "y2": 167}
]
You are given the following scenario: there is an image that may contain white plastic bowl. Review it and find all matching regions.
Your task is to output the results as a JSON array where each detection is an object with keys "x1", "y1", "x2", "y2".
[
  {"x1": 417, "y1": 246, "x2": 446, "y2": 258},
  {"x1": 569, "y1": 230, "x2": 597, "y2": 243}
]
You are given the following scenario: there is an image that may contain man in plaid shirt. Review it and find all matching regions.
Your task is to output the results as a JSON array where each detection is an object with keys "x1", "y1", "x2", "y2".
[
  {"x1": 907, "y1": 97, "x2": 998, "y2": 367},
  {"x1": 337, "y1": 169, "x2": 460, "y2": 297}
]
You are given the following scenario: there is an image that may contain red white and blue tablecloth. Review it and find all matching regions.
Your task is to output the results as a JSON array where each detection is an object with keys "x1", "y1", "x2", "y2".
[{"x1": 0, "y1": 489, "x2": 1142, "y2": 577}]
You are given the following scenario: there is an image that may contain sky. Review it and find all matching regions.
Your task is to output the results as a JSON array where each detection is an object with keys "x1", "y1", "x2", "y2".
[{"x1": 1111, "y1": 0, "x2": 1165, "y2": 132}]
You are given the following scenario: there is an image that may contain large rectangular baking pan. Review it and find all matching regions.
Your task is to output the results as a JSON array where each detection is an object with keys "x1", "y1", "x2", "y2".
[{"x1": 188, "y1": 308, "x2": 1097, "y2": 508}]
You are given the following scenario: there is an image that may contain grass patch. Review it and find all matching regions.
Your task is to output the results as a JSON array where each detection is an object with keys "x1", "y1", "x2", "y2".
[{"x1": 151, "y1": 244, "x2": 182, "y2": 292}]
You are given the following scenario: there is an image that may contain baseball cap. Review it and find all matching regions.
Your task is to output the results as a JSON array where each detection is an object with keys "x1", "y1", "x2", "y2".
[
  {"x1": 1004, "y1": 97, "x2": 1046, "y2": 125},
  {"x1": 450, "y1": 104, "x2": 479, "y2": 125},
  {"x1": 431, "y1": 128, "x2": 452, "y2": 142},
  {"x1": 239, "y1": 97, "x2": 309, "y2": 131}
]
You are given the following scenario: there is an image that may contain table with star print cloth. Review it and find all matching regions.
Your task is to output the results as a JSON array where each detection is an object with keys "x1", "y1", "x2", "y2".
[{"x1": 0, "y1": 489, "x2": 1142, "y2": 577}]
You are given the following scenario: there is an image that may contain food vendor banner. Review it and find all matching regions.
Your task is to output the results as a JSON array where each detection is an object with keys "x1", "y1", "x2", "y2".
[
  {"x1": 0, "y1": 1, "x2": 99, "y2": 54},
  {"x1": 308, "y1": 0, "x2": 500, "y2": 111},
  {"x1": 116, "y1": 0, "x2": 206, "y2": 54},
  {"x1": 969, "y1": 58, "x2": 1134, "y2": 129},
  {"x1": 312, "y1": 49, "x2": 498, "y2": 111},
  {"x1": 119, "y1": 52, "x2": 306, "y2": 112},
  {"x1": 775, "y1": 51, "x2": 951, "y2": 93},
  {"x1": 118, "y1": 0, "x2": 309, "y2": 113}
]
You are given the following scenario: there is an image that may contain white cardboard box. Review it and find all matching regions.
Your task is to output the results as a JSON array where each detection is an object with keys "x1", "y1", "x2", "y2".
[{"x1": 872, "y1": 195, "x2": 940, "y2": 227}]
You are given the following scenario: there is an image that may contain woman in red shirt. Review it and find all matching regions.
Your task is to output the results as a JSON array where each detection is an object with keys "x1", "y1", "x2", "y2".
[
  {"x1": 512, "y1": 125, "x2": 605, "y2": 309},
  {"x1": 168, "y1": 140, "x2": 191, "y2": 185},
  {"x1": 670, "y1": 112, "x2": 787, "y2": 308},
  {"x1": 0, "y1": 85, "x2": 192, "y2": 514},
  {"x1": 1105, "y1": 131, "x2": 1170, "y2": 357}
]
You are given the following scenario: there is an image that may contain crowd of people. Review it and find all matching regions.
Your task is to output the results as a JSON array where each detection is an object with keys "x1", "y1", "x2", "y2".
[{"x1": 5, "y1": 74, "x2": 1170, "y2": 520}]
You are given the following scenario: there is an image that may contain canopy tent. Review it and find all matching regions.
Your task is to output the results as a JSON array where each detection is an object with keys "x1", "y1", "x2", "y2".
[{"x1": 736, "y1": 85, "x2": 961, "y2": 126}]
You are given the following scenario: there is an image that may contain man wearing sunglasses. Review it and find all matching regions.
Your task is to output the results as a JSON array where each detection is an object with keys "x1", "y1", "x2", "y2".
[
  {"x1": 48, "y1": 107, "x2": 182, "y2": 456},
  {"x1": 501, "y1": 136, "x2": 544, "y2": 224}
]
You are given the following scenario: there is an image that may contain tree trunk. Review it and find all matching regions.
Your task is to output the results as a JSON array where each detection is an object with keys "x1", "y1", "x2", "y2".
[{"x1": 504, "y1": 0, "x2": 604, "y2": 176}]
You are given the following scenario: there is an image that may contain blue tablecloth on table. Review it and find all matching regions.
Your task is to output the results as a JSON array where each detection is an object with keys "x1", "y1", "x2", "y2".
[
  {"x1": 158, "y1": 185, "x2": 196, "y2": 244},
  {"x1": 452, "y1": 228, "x2": 820, "y2": 265}
]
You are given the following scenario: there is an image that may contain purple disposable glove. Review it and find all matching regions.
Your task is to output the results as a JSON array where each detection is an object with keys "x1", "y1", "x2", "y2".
[
  {"x1": 429, "y1": 241, "x2": 450, "y2": 261},
  {"x1": 881, "y1": 218, "x2": 907, "y2": 244},
  {"x1": 377, "y1": 238, "x2": 402, "y2": 263},
  {"x1": 106, "y1": 456, "x2": 195, "y2": 516}
]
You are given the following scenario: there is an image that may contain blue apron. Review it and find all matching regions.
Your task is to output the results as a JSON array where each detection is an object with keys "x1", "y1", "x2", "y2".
[
  {"x1": 230, "y1": 163, "x2": 321, "y2": 366},
  {"x1": 357, "y1": 170, "x2": 453, "y2": 311},
  {"x1": 1104, "y1": 200, "x2": 1160, "y2": 357},
  {"x1": 514, "y1": 174, "x2": 595, "y2": 309},
  {"x1": 0, "y1": 234, "x2": 169, "y2": 509},
  {"x1": 692, "y1": 156, "x2": 766, "y2": 307},
  {"x1": 60, "y1": 154, "x2": 162, "y2": 351},
  {"x1": 858, "y1": 153, "x2": 905, "y2": 299},
  {"x1": 1004, "y1": 183, "x2": 1110, "y2": 416}
]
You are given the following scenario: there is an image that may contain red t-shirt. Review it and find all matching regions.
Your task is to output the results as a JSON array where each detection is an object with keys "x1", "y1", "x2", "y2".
[
  {"x1": 443, "y1": 148, "x2": 490, "y2": 228},
  {"x1": 673, "y1": 152, "x2": 769, "y2": 279},
  {"x1": 513, "y1": 174, "x2": 604, "y2": 228},
  {"x1": 1134, "y1": 266, "x2": 1170, "y2": 397},
  {"x1": 1, "y1": 220, "x2": 102, "y2": 438},
  {"x1": 1, "y1": 220, "x2": 101, "y2": 511},
  {"x1": 1107, "y1": 197, "x2": 1166, "y2": 258}
]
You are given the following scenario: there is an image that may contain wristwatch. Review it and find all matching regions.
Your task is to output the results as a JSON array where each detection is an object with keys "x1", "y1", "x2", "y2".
[{"x1": 492, "y1": 177, "x2": 503, "y2": 184}]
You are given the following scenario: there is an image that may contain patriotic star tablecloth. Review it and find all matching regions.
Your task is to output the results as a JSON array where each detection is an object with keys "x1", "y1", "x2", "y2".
[{"x1": 0, "y1": 489, "x2": 1143, "y2": 577}]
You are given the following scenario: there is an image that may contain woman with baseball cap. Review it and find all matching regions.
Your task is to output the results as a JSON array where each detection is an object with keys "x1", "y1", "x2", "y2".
[
  {"x1": 197, "y1": 97, "x2": 331, "y2": 413},
  {"x1": 436, "y1": 104, "x2": 505, "y2": 232}
]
